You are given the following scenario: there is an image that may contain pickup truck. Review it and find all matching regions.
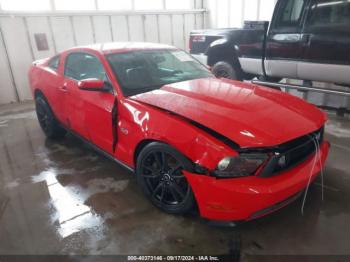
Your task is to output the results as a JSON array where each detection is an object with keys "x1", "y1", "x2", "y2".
[{"x1": 190, "y1": 0, "x2": 350, "y2": 86}]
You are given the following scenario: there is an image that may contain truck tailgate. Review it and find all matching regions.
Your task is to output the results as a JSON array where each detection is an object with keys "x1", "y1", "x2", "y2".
[{"x1": 189, "y1": 34, "x2": 223, "y2": 54}]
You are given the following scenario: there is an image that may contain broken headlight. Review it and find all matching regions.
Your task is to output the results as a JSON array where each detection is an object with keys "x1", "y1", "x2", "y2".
[{"x1": 213, "y1": 154, "x2": 268, "y2": 178}]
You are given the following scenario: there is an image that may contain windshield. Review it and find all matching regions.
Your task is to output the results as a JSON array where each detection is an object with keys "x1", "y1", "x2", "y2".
[{"x1": 106, "y1": 49, "x2": 213, "y2": 96}]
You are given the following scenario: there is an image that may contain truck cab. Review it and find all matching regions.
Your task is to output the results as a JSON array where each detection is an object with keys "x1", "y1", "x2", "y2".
[{"x1": 190, "y1": 0, "x2": 350, "y2": 86}]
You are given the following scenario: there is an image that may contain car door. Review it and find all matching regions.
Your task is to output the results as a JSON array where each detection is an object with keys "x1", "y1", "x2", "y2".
[
  {"x1": 265, "y1": 0, "x2": 309, "y2": 78},
  {"x1": 298, "y1": 0, "x2": 350, "y2": 85},
  {"x1": 63, "y1": 52, "x2": 116, "y2": 154}
]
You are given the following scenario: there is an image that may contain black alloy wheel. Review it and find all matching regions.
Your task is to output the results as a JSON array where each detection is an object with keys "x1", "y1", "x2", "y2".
[
  {"x1": 35, "y1": 95, "x2": 66, "y2": 139},
  {"x1": 36, "y1": 98, "x2": 50, "y2": 133},
  {"x1": 136, "y1": 142, "x2": 195, "y2": 214}
]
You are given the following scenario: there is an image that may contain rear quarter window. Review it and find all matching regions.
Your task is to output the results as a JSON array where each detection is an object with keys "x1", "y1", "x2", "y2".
[{"x1": 48, "y1": 56, "x2": 60, "y2": 71}]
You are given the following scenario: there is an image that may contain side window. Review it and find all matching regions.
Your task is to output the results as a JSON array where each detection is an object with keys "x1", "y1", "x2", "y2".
[
  {"x1": 48, "y1": 56, "x2": 60, "y2": 71},
  {"x1": 273, "y1": 0, "x2": 306, "y2": 30},
  {"x1": 306, "y1": 0, "x2": 350, "y2": 31},
  {"x1": 64, "y1": 52, "x2": 106, "y2": 81}
]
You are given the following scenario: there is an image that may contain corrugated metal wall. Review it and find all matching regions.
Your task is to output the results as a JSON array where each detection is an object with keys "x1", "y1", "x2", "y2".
[
  {"x1": 0, "y1": 0, "x2": 281, "y2": 105},
  {"x1": 206, "y1": 0, "x2": 277, "y2": 28},
  {"x1": 0, "y1": 8, "x2": 205, "y2": 104},
  {"x1": 0, "y1": 0, "x2": 348, "y2": 110}
]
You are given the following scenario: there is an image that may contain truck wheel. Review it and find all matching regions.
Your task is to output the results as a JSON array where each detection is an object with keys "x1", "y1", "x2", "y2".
[
  {"x1": 212, "y1": 61, "x2": 242, "y2": 81},
  {"x1": 35, "y1": 95, "x2": 66, "y2": 139}
]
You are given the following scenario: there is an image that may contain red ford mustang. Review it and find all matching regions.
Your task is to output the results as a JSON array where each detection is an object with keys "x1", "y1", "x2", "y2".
[{"x1": 28, "y1": 42, "x2": 330, "y2": 222}]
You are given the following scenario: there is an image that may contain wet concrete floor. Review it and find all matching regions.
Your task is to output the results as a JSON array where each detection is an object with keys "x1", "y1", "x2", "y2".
[{"x1": 0, "y1": 102, "x2": 349, "y2": 257}]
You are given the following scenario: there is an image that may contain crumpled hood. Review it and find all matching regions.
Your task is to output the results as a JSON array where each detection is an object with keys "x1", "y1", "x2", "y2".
[{"x1": 130, "y1": 77, "x2": 326, "y2": 148}]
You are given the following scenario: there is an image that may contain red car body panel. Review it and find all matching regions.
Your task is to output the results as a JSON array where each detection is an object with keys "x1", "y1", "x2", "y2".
[
  {"x1": 28, "y1": 43, "x2": 330, "y2": 222},
  {"x1": 131, "y1": 77, "x2": 326, "y2": 148},
  {"x1": 113, "y1": 98, "x2": 235, "y2": 170}
]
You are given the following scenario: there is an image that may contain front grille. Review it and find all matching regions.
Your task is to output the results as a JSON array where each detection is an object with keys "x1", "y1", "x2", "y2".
[{"x1": 260, "y1": 126, "x2": 324, "y2": 177}]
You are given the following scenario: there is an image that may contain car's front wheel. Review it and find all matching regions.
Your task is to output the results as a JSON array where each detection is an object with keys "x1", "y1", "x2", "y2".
[{"x1": 136, "y1": 142, "x2": 196, "y2": 214}]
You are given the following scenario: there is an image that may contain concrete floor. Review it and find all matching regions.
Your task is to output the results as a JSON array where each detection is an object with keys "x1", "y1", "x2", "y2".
[{"x1": 0, "y1": 102, "x2": 349, "y2": 258}]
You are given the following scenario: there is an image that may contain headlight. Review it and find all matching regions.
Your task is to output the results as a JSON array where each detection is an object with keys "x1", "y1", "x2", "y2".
[{"x1": 213, "y1": 154, "x2": 268, "y2": 178}]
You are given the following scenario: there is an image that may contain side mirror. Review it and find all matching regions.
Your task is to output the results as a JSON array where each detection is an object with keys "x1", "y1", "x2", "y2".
[{"x1": 78, "y1": 78, "x2": 106, "y2": 91}]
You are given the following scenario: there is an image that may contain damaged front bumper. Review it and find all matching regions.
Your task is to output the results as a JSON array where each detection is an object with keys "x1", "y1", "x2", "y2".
[{"x1": 184, "y1": 141, "x2": 330, "y2": 222}]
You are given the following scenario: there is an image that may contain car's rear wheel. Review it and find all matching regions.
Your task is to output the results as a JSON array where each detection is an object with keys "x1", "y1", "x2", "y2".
[
  {"x1": 136, "y1": 142, "x2": 195, "y2": 214},
  {"x1": 35, "y1": 95, "x2": 66, "y2": 139}
]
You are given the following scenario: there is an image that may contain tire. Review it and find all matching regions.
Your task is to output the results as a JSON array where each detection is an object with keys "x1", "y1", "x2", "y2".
[
  {"x1": 35, "y1": 95, "x2": 66, "y2": 139},
  {"x1": 212, "y1": 61, "x2": 242, "y2": 80},
  {"x1": 136, "y1": 142, "x2": 196, "y2": 214}
]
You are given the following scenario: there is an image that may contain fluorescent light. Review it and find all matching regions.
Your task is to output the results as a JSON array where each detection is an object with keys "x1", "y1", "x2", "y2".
[{"x1": 1, "y1": 0, "x2": 51, "y2": 11}]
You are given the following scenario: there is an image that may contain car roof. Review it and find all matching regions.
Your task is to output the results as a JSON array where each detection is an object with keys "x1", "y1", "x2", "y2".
[{"x1": 66, "y1": 42, "x2": 177, "y2": 55}]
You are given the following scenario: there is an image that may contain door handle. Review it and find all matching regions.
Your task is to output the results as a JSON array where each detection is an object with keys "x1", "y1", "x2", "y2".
[{"x1": 272, "y1": 34, "x2": 301, "y2": 43}]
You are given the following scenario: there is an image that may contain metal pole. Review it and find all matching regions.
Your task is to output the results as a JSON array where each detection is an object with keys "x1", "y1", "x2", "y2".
[
  {"x1": 23, "y1": 17, "x2": 35, "y2": 60},
  {"x1": 241, "y1": 0, "x2": 245, "y2": 27},
  {"x1": 257, "y1": 0, "x2": 261, "y2": 20},
  {"x1": 252, "y1": 80, "x2": 350, "y2": 97},
  {"x1": 49, "y1": 0, "x2": 55, "y2": 11},
  {"x1": 0, "y1": 25, "x2": 20, "y2": 101},
  {"x1": 47, "y1": 16, "x2": 57, "y2": 53}
]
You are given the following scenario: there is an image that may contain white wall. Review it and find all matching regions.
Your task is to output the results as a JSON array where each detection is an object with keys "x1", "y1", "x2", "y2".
[
  {"x1": 206, "y1": 0, "x2": 277, "y2": 29},
  {"x1": 0, "y1": 10, "x2": 205, "y2": 104},
  {"x1": 0, "y1": 0, "x2": 279, "y2": 105},
  {"x1": 0, "y1": 0, "x2": 347, "y2": 110}
]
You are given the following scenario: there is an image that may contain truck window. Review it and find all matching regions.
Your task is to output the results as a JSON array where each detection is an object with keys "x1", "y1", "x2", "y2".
[
  {"x1": 306, "y1": 0, "x2": 350, "y2": 31},
  {"x1": 273, "y1": 0, "x2": 306, "y2": 30}
]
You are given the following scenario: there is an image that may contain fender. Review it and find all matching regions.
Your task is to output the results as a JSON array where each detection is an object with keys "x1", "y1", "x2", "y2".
[
  {"x1": 206, "y1": 38, "x2": 240, "y2": 68},
  {"x1": 115, "y1": 99, "x2": 239, "y2": 171}
]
